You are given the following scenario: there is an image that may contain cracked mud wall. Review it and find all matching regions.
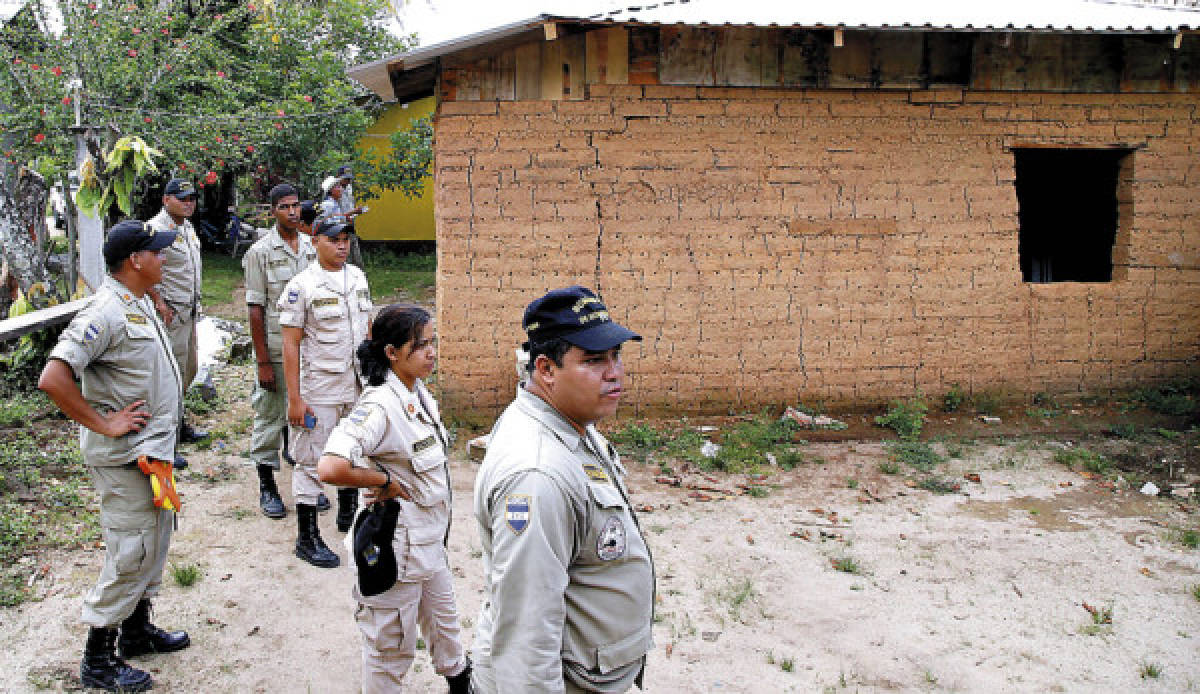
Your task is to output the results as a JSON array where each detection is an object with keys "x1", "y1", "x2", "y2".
[{"x1": 432, "y1": 88, "x2": 1200, "y2": 416}]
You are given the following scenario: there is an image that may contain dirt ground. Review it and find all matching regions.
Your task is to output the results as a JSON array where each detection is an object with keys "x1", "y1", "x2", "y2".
[{"x1": 1, "y1": 405, "x2": 1198, "y2": 693}]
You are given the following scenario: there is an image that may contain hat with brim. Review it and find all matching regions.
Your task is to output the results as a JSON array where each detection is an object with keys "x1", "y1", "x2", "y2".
[
  {"x1": 315, "y1": 220, "x2": 354, "y2": 238},
  {"x1": 321, "y1": 175, "x2": 340, "y2": 194},
  {"x1": 103, "y1": 220, "x2": 178, "y2": 266},
  {"x1": 523, "y1": 285, "x2": 641, "y2": 351}
]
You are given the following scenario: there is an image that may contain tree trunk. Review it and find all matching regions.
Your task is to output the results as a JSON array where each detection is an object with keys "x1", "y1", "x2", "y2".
[{"x1": 0, "y1": 168, "x2": 63, "y2": 310}]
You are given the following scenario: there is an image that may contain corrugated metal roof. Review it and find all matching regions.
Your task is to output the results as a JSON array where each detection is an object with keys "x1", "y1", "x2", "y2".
[
  {"x1": 586, "y1": 0, "x2": 1200, "y2": 33},
  {"x1": 350, "y1": 0, "x2": 1200, "y2": 98}
]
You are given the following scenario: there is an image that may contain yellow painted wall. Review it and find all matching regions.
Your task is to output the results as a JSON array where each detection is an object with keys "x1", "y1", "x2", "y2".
[{"x1": 354, "y1": 97, "x2": 435, "y2": 241}]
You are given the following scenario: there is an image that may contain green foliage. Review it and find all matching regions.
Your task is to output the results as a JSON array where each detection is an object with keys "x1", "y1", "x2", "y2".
[
  {"x1": 917, "y1": 475, "x2": 960, "y2": 494},
  {"x1": 0, "y1": 0, "x2": 420, "y2": 214},
  {"x1": 609, "y1": 422, "x2": 668, "y2": 452},
  {"x1": 199, "y1": 250, "x2": 243, "y2": 306},
  {"x1": 364, "y1": 249, "x2": 437, "y2": 303},
  {"x1": 875, "y1": 394, "x2": 928, "y2": 440},
  {"x1": 1109, "y1": 422, "x2": 1138, "y2": 439},
  {"x1": 878, "y1": 461, "x2": 900, "y2": 475},
  {"x1": 942, "y1": 383, "x2": 966, "y2": 412},
  {"x1": 746, "y1": 485, "x2": 769, "y2": 498},
  {"x1": 1053, "y1": 448, "x2": 1112, "y2": 475},
  {"x1": 184, "y1": 388, "x2": 216, "y2": 417},
  {"x1": 703, "y1": 413, "x2": 801, "y2": 473},
  {"x1": 1133, "y1": 380, "x2": 1198, "y2": 417},
  {"x1": 972, "y1": 390, "x2": 1002, "y2": 416},
  {"x1": 1191, "y1": 584, "x2": 1200, "y2": 602},
  {"x1": 830, "y1": 556, "x2": 861, "y2": 574},
  {"x1": 1171, "y1": 527, "x2": 1199, "y2": 549},
  {"x1": 775, "y1": 449, "x2": 806, "y2": 470},
  {"x1": 887, "y1": 440, "x2": 943, "y2": 471},
  {"x1": 170, "y1": 562, "x2": 201, "y2": 587},
  {"x1": 0, "y1": 390, "x2": 51, "y2": 428},
  {"x1": 1139, "y1": 663, "x2": 1162, "y2": 680}
]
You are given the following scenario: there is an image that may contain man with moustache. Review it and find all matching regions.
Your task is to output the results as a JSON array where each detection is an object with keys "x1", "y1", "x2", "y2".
[{"x1": 471, "y1": 286, "x2": 656, "y2": 693}]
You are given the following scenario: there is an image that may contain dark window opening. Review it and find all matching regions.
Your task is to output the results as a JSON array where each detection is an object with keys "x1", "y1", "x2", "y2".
[{"x1": 1014, "y1": 148, "x2": 1130, "y2": 283}]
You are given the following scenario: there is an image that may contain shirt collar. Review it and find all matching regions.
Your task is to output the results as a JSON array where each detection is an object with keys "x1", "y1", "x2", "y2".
[
  {"x1": 269, "y1": 227, "x2": 311, "y2": 259},
  {"x1": 515, "y1": 386, "x2": 590, "y2": 452},
  {"x1": 384, "y1": 372, "x2": 423, "y2": 420}
]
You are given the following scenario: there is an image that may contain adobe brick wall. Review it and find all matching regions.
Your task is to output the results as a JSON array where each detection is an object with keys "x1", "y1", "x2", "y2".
[{"x1": 432, "y1": 87, "x2": 1200, "y2": 416}]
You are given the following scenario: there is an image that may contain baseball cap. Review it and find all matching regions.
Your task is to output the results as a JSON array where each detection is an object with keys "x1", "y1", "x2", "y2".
[
  {"x1": 522, "y1": 286, "x2": 641, "y2": 351},
  {"x1": 103, "y1": 220, "x2": 178, "y2": 266},
  {"x1": 315, "y1": 219, "x2": 354, "y2": 238},
  {"x1": 320, "y1": 175, "x2": 340, "y2": 194},
  {"x1": 336, "y1": 165, "x2": 352, "y2": 180},
  {"x1": 163, "y1": 178, "x2": 198, "y2": 199},
  {"x1": 352, "y1": 500, "x2": 399, "y2": 597}
]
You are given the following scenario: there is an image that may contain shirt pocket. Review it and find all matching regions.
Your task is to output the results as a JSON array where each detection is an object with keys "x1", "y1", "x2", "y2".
[
  {"x1": 265, "y1": 264, "x2": 292, "y2": 296},
  {"x1": 586, "y1": 481, "x2": 629, "y2": 564}
]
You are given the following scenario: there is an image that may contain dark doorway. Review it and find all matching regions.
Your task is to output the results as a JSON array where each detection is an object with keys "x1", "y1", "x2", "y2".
[{"x1": 1014, "y1": 148, "x2": 1130, "y2": 283}]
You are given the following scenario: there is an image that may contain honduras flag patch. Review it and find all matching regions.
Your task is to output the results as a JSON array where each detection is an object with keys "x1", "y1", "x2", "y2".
[{"x1": 504, "y1": 494, "x2": 531, "y2": 535}]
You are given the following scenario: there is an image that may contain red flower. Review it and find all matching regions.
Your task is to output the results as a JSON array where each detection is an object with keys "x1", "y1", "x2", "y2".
[
  {"x1": 205, "y1": 171, "x2": 218, "y2": 184},
  {"x1": 232, "y1": 134, "x2": 241, "y2": 142},
  {"x1": 11, "y1": 58, "x2": 19, "y2": 65},
  {"x1": 249, "y1": 4, "x2": 256, "y2": 11},
  {"x1": 215, "y1": 136, "x2": 223, "y2": 143},
  {"x1": 216, "y1": 70, "x2": 226, "y2": 79},
  {"x1": 32, "y1": 133, "x2": 45, "y2": 144},
  {"x1": 161, "y1": 28, "x2": 169, "y2": 35},
  {"x1": 61, "y1": 96, "x2": 71, "y2": 105},
  {"x1": 87, "y1": 2, "x2": 96, "y2": 8},
  {"x1": 164, "y1": 64, "x2": 172, "y2": 71},
  {"x1": 274, "y1": 122, "x2": 282, "y2": 130},
  {"x1": 303, "y1": 95, "x2": 312, "y2": 102},
  {"x1": 144, "y1": 116, "x2": 152, "y2": 123},
  {"x1": 131, "y1": 27, "x2": 141, "y2": 34},
  {"x1": 51, "y1": 66, "x2": 62, "y2": 76},
  {"x1": 276, "y1": 109, "x2": 285, "y2": 117},
  {"x1": 91, "y1": 20, "x2": 98, "y2": 26},
  {"x1": 39, "y1": 109, "x2": 45, "y2": 116},
  {"x1": 216, "y1": 159, "x2": 224, "y2": 168},
  {"x1": 215, "y1": 13, "x2": 223, "y2": 20},
  {"x1": 29, "y1": 63, "x2": 39, "y2": 70},
  {"x1": 127, "y1": 49, "x2": 138, "y2": 57},
  {"x1": 245, "y1": 145, "x2": 255, "y2": 153}
]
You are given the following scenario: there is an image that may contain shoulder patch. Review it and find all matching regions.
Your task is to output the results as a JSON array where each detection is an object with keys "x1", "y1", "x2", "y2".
[
  {"x1": 126, "y1": 313, "x2": 147, "y2": 325},
  {"x1": 582, "y1": 462, "x2": 611, "y2": 484},
  {"x1": 287, "y1": 289, "x2": 299, "y2": 304},
  {"x1": 83, "y1": 322, "x2": 102, "y2": 343},
  {"x1": 505, "y1": 494, "x2": 531, "y2": 535},
  {"x1": 412, "y1": 435, "x2": 437, "y2": 454},
  {"x1": 312, "y1": 297, "x2": 339, "y2": 308},
  {"x1": 597, "y1": 516, "x2": 627, "y2": 561},
  {"x1": 347, "y1": 405, "x2": 372, "y2": 425}
]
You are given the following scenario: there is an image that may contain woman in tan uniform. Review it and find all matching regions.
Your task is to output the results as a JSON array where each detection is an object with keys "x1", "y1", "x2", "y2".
[{"x1": 317, "y1": 304, "x2": 470, "y2": 693}]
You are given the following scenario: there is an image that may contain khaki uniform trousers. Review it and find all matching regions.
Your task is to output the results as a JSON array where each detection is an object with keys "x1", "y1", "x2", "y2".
[
  {"x1": 165, "y1": 305, "x2": 198, "y2": 391},
  {"x1": 289, "y1": 402, "x2": 353, "y2": 505},
  {"x1": 81, "y1": 465, "x2": 173, "y2": 627},
  {"x1": 249, "y1": 362, "x2": 288, "y2": 470},
  {"x1": 355, "y1": 563, "x2": 465, "y2": 693}
]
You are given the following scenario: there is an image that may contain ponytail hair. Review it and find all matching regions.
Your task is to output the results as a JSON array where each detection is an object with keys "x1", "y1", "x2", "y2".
[{"x1": 357, "y1": 303, "x2": 432, "y2": 387}]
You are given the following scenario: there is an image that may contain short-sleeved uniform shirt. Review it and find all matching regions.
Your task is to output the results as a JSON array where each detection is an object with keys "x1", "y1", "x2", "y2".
[
  {"x1": 324, "y1": 374, "x2": 452, "y2": 599},
  {"x1": 276, "y1": 262, "x2": 371, "y2": 405},
  {"x1": 147, "y1": 208, "x2": 202, "y2": 315},
  {"x1": 48, "y1": 276, "x2": 182, "y2": 467},
  {"x1": 241, "y1": 226, "x2": 316, "y2": 363}
]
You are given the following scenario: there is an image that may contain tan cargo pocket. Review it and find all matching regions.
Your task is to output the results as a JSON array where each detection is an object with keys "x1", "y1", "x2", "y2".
[
  {"x1": 400, "y1": 502, "x2": 447, "y2": 580},
  {"x1": 110, "y1": 529, "x2": 149, "y2": 576}
]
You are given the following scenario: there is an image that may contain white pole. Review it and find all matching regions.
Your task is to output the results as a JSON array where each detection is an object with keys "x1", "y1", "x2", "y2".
[{"x1": 69, "y1": 79, "x2": 103, "y2": 291}]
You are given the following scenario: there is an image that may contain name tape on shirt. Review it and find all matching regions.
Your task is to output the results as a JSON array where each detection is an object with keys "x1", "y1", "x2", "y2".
[
  {"x1": 582, "y1": 463, "x2": 610, "y2": 484},
  {"x1": 312, "y1": 297, "x2": 339, "y2": 308},
  {"x1": 505, "y1": 494, "x2": 531, "y2": 535},
  {"x1": 412, "y1": 435, "x2": 437, "y2": 454},
  {"x1": 125, "y1": 313, "x2": 147, "y2": 325}
]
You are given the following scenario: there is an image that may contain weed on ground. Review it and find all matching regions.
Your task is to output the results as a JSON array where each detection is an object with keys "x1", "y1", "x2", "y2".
[
  {"x1": 875, "y1": 394, "x2": 928, "y2": 439},
  {"x1": 1053, "y1": 448, "x2": 1112, "y2": 475},
  {"x1": 887, "y1": 440, "x2": 944, "y2": 471}
]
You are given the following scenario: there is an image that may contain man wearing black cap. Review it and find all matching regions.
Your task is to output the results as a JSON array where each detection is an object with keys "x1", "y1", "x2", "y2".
[
  {"x1": 39, "y1": 220, "x2": 191, "y2": 693},
  {"x1": 471, "y1": 286, "x2": 655, "y2": 693},
  {"x1": 146, "y1": 178, "x2": 207, "y2": 469},
  {"x1": 278, "y1": 220, "x2": 372, "y2": 566}
]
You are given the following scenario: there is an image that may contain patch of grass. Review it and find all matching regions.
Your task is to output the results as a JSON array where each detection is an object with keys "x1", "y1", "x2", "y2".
[
  {"x1": 775, "y1": 449, "x2": 806, "y2": 470},
  {"x1": 1140, "y1": 662, "x2": 1162, "y2": 679},
  {"x1": 1053, "y1": 448, "x2": 1112, "y2": 475},
  {"x1": 887, "y1": 440, "x2": 944, "y2": 472},
  {"x1": 703, "y1": 412, "x2": 802, "y2": 474},
  {"x1": 171, "y1": 562, "x2": 201, "y2": 587},
  {"x1": 830, "y1": 556, "x2": 862, "y2": 574},
  {"x1": 879, "y1": 461, "x2": 900, "y2": 475},
  {"x1": 746, "y1": 485, "x2": 770, "y2": 498},
  {"x1": 714, "y1": 576, "x2": 758, "y2": 622},
  {"x1": 199, "y1": 251, "x2": 243, "y2": 307},
  {"x1": 1089, "y1": 604, "x2": 1114, "y2": 625},
  {"x1": 1109, "y1": 422, "x2": 1138, "y2": 439},
  {"x1": 184, "y1": 387, "x2": 218, "y2": 417},
  {"x1": 1026, "y1": 407, "x2": 1061, "y2": 419},
  {"x1": 875, "y1": 394, "x2": 928, "y2": 440},
  {"x1": 942, "y1": 383, "x2": 966, "y2": 413},
  {"x1": 780, "y1": 657, "x2": 795, "y2": 673},
  {"x1": 1155, "y1": 427, "x2": 1182, "y2": 440},
  {"x1": 845, "y1": 478, "x2": 858, "y2": 489},
  {"x1": 972, "y1": 390, "x2": 1003, "y2": 416},
  {"x1": 363, "y1": 249, "x2": 436, "y2": 302},
  {"x1": 0, "y1": 391, "x2": 51, "y2": 428},
  {"x1": 1190, "y1": 583, "x2": 1200, "y2": 602},
  {"x1": 917, "y1": 476, "x2": 960, "y2": 495},
  {"x1": 1170, "y1": 527, "x2": 1199, "y2": 549},
  {"x1": 609, "y1": 422, "x2": 668, "y2": 453}
]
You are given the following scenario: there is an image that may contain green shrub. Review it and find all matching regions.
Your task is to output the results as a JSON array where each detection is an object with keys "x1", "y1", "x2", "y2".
[
  {"x1": 972, "y1": 390, "x2": 1002, "y2": 416},
  {"x1": 942, "y1": 384, "x2": 966, "y2": 413},
  {"x1": 1133, "y1": 379, "x2": 1198, "y2": 417},
  {"x1": 1053, "y1": 448, "x2": 1112, "y2": 475},
  {"x1": 887, "y1": 440, "x2": 943, "y2": 472},
  {"x1": 875, "y1": 394, "x2": 928, "y2": 440}
]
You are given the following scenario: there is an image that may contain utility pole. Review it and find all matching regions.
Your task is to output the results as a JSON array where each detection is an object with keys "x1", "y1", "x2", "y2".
[{"x1": 68, "y1": 79, "x2": 103, "y2": 292}]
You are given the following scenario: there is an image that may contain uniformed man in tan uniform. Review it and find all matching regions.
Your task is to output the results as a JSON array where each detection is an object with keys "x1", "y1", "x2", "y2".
[
  {"x1": 39, "y1": 220, "x2": 191, "y2": 693},
  {"x1": 472, "y1": 286, "x2": 655, "y2": 694},
  {"x1": 145, "y1": 178, "x2": 207, "y2": 469},
  {"x1": 317, "y1": 303, "x2": 471, "y2": 693},
  {"x1": 279, "y1": 220, "x2": 371, "y2": 566},
  {"x1": 243, "y1": 183, "x2": 317, "y2": 519}
]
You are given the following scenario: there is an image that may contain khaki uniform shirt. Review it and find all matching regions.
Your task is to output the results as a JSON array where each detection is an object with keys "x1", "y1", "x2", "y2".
[
  {"x1": 473, "y1": 388, "x2": 655, "y2": 693},
  {"x1": 325, "y1": 375, "x2": 452, "y2": 601},
  {"x1": 276, "y1": 263, "x2": 371, "y2": 405},
  {"x1": 48, "y1": 276, "x2": 182, "y2": 467},
  {"x1": 242, "y1": 227, "x2": 316, "y2": 363},
  {"x1": 147, "y1": 209, "x2": 202, "y2": 318}
]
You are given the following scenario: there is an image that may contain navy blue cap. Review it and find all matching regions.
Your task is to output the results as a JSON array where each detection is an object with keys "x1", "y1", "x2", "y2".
[
  {"x1": 163, "y1": 178, "x2": 198, "y2": 199},
  {"x1": 522, "y1": 286, "x2": 641, "y2": 351},
  {"x1": 299, "y1": 200, "x2": 318, "y2": 225},
  {"x1": 103, "y1": 220, "x2": 177, "y2": 266},
  {"x1": 315, "y1": 219, "x2": 354, "y2": 238}
]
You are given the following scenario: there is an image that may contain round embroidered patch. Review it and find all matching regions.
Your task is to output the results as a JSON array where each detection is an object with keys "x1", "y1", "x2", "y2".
[{"x1": 597, "y1": 516, "x2": 626, "y2": 561}]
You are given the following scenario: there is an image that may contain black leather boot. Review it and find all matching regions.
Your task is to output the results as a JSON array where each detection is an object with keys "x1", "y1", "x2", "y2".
[
  {"x1": 119, "y1": 599, "x2": 191, "y2": 658},
  {"x1": 172, "y1": 452, "x2": 188, "y2": 470},
  {"x1": 316, "y1": 492, "x2": 331, "y2": 512},
  {"x1": 179, "y1": 420, "x2": 209, "y2": 443},
  {"x1": 446, "y1": 655, "x2": 472, "y2": 694},
  {"x1": 258, "y1": 464, "x2": 286, "y2": 519},
  {"x1": 80, "y1": 626, "x2": 153, "y2": 692},
  {"x1": 335, "y1": 487, "x2": 359, "y2": 533},
  {"x1": 295, "y1": 503, "x2": 340, "y2": 568}
]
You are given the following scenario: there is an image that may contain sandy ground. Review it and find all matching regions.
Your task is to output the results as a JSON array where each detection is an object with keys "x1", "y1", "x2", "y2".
[{"x1": 1, "y1": 433, "x2": 1198, "y2": 693}]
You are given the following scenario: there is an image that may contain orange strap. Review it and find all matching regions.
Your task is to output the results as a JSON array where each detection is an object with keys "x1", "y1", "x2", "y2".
[{"x1": 137, "y1": 455, "x2": 181, "y2": 512}]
